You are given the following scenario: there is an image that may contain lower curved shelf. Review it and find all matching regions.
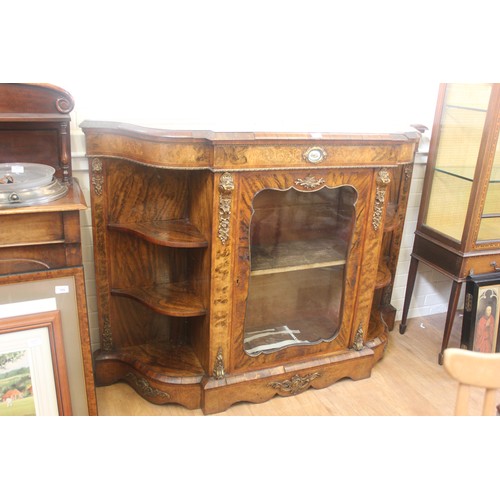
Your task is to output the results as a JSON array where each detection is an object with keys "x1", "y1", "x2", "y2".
[
  {"x1": 94, "y1": 343, "x2": 205, "y2": 410},
  {"x1": 375, "y1": 261, "x2": 392, "y2": 289},
  {"x1": 95, "y1": 343, "x2": 205, "y2": 382}
]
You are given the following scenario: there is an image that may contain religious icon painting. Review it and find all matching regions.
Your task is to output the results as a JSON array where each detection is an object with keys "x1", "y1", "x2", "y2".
[{"x1": 461, "y1": 273, "x2": 500, "y2": 353}]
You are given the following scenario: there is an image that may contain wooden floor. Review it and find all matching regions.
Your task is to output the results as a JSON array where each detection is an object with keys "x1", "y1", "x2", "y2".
[{"x1": 95, "y1": 312, "x2": 500, "y2": 416}]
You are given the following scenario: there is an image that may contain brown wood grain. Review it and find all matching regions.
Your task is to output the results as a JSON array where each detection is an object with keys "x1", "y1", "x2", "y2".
[{"x1": 82, "y1": 121, "x2": 419, "y2": 414}]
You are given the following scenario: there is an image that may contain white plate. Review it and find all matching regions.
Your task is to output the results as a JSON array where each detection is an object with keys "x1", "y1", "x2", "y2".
[{"x1": 0, "y1": 163, "x2": 55, "y2": 191}]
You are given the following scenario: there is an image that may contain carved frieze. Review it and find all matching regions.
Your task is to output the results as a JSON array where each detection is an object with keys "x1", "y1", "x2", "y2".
[
  {"x1": 214, "y1": 143, "x2": 405, "y2": 169},
  {"x1": 217, "y1": 146, "x2": 248, "y2": 165},
  {"x1": 87, "y1": 135, "x2": 210, "y2": 167}
]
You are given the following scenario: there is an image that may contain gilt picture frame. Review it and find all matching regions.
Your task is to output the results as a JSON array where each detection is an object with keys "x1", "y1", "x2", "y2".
[
  {"x1": 461, "y1": 273, "x2": 500, "y2": 353},
  {"x1": 0, "y1": 310, "x2": 72, "y2": 416}
]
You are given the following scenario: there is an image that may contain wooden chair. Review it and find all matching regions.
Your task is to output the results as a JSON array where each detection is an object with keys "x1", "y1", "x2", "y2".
[{"x1": 443, "y1": 348, "x2": 500, "y2": 416}]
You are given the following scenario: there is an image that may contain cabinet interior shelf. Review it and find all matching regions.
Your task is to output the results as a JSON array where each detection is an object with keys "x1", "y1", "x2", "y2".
[
  {"x1": 108, "y1": 219, "x2": 208, "y2": 248},
  {"x1": 446, "y1": 104, "x2": 487, "y2": 113},
  {"x1": 111, "y1": 282, "x2": 206, "y2": 317},
  {"x1": 250, "y1": 238, "x2": 346, "y2": 276},
  {"x1": 434, "y1": 168, "x2": 476, "y2": 182},
  {"x1": 433, "y1": 168, "x2": 500, "y2": 184},
  {"x1": 375, "y1": 261, "x2": 392, "y2": 289}
]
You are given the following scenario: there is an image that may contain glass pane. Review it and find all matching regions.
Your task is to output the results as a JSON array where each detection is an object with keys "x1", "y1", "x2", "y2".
[
  {"x1": 425, "y1": 172, "x2": 473, "y2": 241},
  {"x1": 478, "y1": 134, "x2": 500, "y2": 242},
  {"x1": 424, "y1": 84, "x2": 492, "y2": 240},
  {"x1": 243, "y1": 185, "x2": 356, "y2": 356},
  {"x1": 482, "y1": 181, "x2": 500, "y2": 215},
  {"x1": 491, "y1": 138, "x2": 500, "y2": 181},
  {"x1": 477, "y1": 216, "x2": 499, "y2": 241}
]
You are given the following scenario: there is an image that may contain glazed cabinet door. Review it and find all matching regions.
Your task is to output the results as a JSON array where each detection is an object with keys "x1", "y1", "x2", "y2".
[
  {"x1": 422, "y1": 83, "x2": 493, "y2": 244},
  {"x1": 230, "y1": 168, "x2": 379, "y2": 373},
  {"x1": 475, "y1": 86, "x2": 500, "y2": 246}
]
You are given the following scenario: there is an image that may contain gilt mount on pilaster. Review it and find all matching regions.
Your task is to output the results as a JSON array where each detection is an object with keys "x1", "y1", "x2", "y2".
[
  {"x1": 218, "y1": 172, "x2": 235, "y2": 245},
  {"x1": 372, "y1": 168, "x2": 391, "y2": 230}
]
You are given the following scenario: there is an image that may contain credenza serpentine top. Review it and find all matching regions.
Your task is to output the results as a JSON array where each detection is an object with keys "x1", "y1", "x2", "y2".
[{"x1": 81, "y1": 121, "x2": 419, "y2": 414}]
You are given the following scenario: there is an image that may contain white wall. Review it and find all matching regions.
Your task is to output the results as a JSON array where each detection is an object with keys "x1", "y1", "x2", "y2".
[{"x1": 6, "y1": 0, "x2": 497, "y2": 351}]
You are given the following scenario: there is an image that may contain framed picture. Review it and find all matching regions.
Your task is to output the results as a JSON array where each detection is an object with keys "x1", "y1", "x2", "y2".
[
  {"x1": 0, "y1": 311, "x2": 72, "y2": 416},
  {"x1": 0, "y1": 267, "x2": 97, "y2": 415},
  {"x1": 461, "y1": 272, "x2": 500, "y2": 353}
]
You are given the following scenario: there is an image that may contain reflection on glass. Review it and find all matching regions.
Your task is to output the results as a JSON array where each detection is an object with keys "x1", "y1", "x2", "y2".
[
  {"x1": 426, "y1": 172, "x2": 473, "y2": 241},
  {"x1": 425, "y1": 83, "x2": 492, "y2": 240},
  {"x1": 478, "y1": 134, "x2": 500, "y2": 242},
  {"x1": 243, "y1": 185, "x2": 357, "y2": 356}
]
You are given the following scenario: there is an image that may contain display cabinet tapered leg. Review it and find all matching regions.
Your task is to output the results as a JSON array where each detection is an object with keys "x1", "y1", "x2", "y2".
[
  {"x1": 399, "y1": 256, "x2": 419, "y2": 334},
  {"x1": 438, "y1": 280, "x2": 463, "y2": 365}
]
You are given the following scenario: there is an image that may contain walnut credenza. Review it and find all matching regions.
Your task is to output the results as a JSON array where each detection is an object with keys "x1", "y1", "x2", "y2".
[{"x1": 81, "y1": 121, "x2": 419, "y2": 414}]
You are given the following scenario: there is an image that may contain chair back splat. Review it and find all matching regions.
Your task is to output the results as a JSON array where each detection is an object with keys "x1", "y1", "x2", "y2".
[{"x1": 443, "y1": 348, "x2": 500, "y2": 416}]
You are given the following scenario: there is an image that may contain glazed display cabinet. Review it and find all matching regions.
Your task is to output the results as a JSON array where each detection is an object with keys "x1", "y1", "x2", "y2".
[
  {"x1": 81, "y1": 121, "x2": 419, "y2": 414},
  {"x1": 400, "y1": 83, "x2": 500, "y2": 364}
]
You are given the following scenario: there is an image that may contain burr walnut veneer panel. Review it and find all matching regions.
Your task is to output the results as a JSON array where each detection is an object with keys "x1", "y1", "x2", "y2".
[{"x1": 82, "y1": 121, "x2": 418, "y2": 414}]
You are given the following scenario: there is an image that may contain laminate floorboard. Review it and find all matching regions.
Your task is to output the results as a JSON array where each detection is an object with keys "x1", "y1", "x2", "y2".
[{"x1": 95, "y1": 311, "x2": 500, "y2": 416}]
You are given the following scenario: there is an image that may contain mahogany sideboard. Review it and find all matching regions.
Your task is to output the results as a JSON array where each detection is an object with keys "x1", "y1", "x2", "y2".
[
  {"x1": 81, "y1": 121, "x2": 419, "y2": 414},
  {"x1": 0, "y1": 83, "x2": 97, "y2": 416}
]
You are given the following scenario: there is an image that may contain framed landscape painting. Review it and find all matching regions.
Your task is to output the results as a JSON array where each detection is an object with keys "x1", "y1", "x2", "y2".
[
  {"x1": 461, "y1": 273, "x2": 500, "y2": 353},
  {"x1": 0, "y1": 267, "x2": 97, "y2": 415},
  {"x1": 0, "y1": 310, "x2": 72, "y2": 416}
]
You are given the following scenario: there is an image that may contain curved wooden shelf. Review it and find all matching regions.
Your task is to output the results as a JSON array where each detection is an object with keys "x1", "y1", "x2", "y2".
[
  {"x1": 93, "y1": 344, "x2": 205, "y2": 409},
  {"x1": 108, "y1": 219, "x2": 208, "y2": 248},
  {"x1": 111, "y1": 282, "x2": 207, "y2": 317},
  {"x1": 383, "y1": 203, "x2": 399, "y2": 232},
  {"x1": 375, "y1": 261, "x2": 392, "y2": 289},
  {"x1": 95, "y1": 343, "x2": 205, "y2": 383}
]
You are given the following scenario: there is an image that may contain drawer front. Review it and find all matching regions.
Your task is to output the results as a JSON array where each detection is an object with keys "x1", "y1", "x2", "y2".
[
  {"x1": 0, "y1": 212, "x2": 64, "y2": 247},
  {"x1": 463, "y1": 253, "x2": 500, "y2": 278}
]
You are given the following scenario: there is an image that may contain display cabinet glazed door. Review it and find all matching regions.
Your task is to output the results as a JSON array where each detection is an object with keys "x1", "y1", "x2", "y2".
[
  {"x1": 422, "y1": 83, "x2": 493, "y2": 243},
  {"x1": 231, "y1": 168, "x2": 375, "y2": 372},
  {"x1": 480, "y1": 150, "x2": 500, "y2": 244},
  {"x1": 476, "y1": 104, "x2": 500, "y2": 246}
]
